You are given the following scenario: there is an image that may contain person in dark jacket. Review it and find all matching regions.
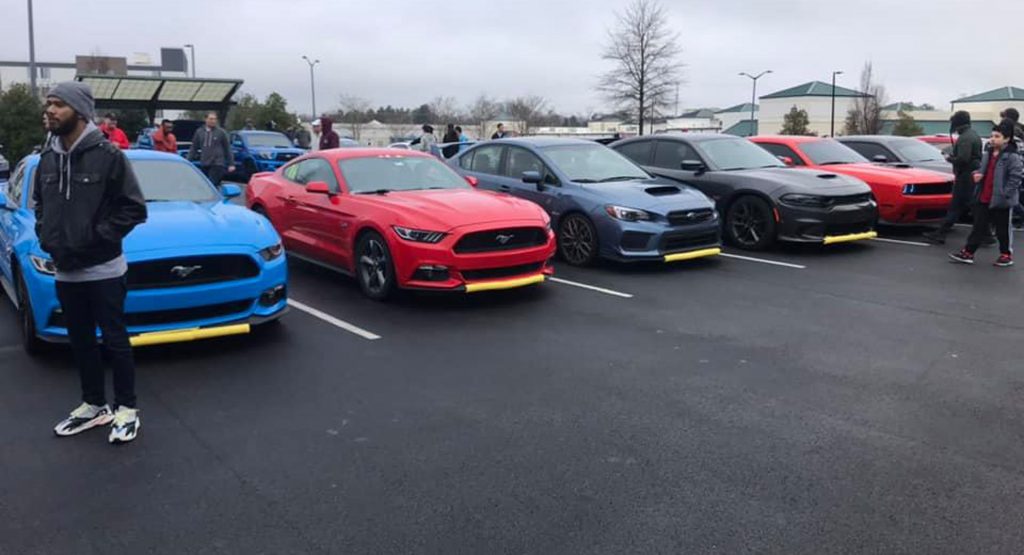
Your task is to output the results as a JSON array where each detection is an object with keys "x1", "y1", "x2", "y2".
[
  {"x1": 949, "y1": 119, "x2": 1023, "y2": 267},
  {"x1": 491, "y1": 123, "x2": 508, "y2": 140},
  {"x1": 441, "y1": 123, "x2": 460, "y2": 158},
  {"x1": 187, "y1": 112, "x2": 235, "y2": 187},
  {"x1": 1001, "y1": 108, "x2": 1024, "y2": 227},
  {"x1": 319, "y1": 117, "x2": 340, "y2": 150},
  {"x1": 36, "y1": 82, "x2": 148, "y2": 443},
  {"x1": 923, "y1": 110, "x2": 983, "y2": 243}
]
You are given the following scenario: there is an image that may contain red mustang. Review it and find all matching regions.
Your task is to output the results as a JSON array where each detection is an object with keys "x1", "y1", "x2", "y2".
[
  {"x1": 246, "y1": 149, "x2": 555, "y2": 300},
  {"x1": 751, "y1": 136, "x2": 954, "y2": 224}
]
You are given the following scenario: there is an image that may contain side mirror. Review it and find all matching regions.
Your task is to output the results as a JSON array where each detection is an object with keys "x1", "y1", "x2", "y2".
[
  {"x1": 306, "y1": 181, "x2": 332, "y2": 195},
  {"x1": 872, "y1": 154, "x2": 889, "y2": 163},
  {"x1": 521, "y1": 170, "x2": 543, "y2": 184},
  {"x1": 680, "y1": 159, "x2": 706, "y2": 172},
  {"x1": 220, "y1": 184, "x2": 242, "y2": 199},
  {"x1": 465, "y1": 175, "x2": 479, "y2": 187},
  {"x1": 778, "y1": 156, "x2": 795, "y2": 166}
]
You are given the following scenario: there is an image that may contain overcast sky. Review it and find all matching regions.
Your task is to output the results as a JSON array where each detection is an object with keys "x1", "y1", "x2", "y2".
[{"x1": 3, "y1": 0, "x2": 1022, "y2": 116}]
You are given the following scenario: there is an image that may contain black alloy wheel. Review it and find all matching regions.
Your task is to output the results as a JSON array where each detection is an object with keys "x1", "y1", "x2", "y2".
[
  {"x1": 356, "y1": 232, "x2": 396, "y2": 301},
  {"x1": 726, "y1": 196, "x2": 776, "y2": 251},
  {"x1": 558, "y1": 213, "x2": 599, "y2": 266}
]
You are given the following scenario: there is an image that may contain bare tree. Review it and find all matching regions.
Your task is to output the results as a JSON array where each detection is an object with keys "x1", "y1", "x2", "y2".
[
  {"x1": 844, "y1": 61, "x2": 887, "y2": 135},
  {"x1": 505, "y1": 95, "x2": 547, "y2": 135},
  {"x1": 597, "y1": 0, "x2": 683, "y2": 135},
  {"x1": 429, "y1": 96, "x2": 460, "y2": 125},
  {"x1": 338, "y1": 94, "x2": 371, "y2": 140},
  {"x1": 467, "y1": 94, "x2": 500, "y2": 139}
]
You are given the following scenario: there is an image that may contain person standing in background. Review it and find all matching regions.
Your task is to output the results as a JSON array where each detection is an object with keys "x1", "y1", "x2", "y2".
[
  {"x1": 319, "y1": 117, "x2": 340, "y2": 150},
  {"x1": 442, "y1": 124, "x2": 459, "y2": 158},
  {"x1": 491, "y1": 123, "x2": 507, "y2": 140},
  {"x1": 187, "y1": 112, "x2": 235, "y2": 187},
  {"x1": 311, "y1": 120, "x2": 322, "y2": 151},
  {"x1": 151, "y1": 119, "x2": 177, "y2": 154},
  {"x1": 98, "y1": 113, "x2": 129, "y2": 149},
  {"x1": 416, "y1": 124, "x2": 436, "y2": 153},
  {"x1": 456, "y1": 126, "x2": 470, "y2": 152},
  {"x1": 923, "y1": 111, "x2": 982, "y2": 244}
]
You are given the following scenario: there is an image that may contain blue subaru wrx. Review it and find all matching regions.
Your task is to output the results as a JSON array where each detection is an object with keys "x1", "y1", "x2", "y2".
[{"x1": 0, "y1": 150, "x2": 288, "y2": 353}]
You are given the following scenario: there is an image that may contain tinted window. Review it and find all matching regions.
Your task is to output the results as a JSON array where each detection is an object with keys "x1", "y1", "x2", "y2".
[
  {"x1": 504, "y1": 147, "x2": 544, "y2": 178},
  {"x1": 757, "y1": 143, "x2": 805, "y2": 166},
  {"x1": 800, "y1": 140, "x2": 868, "y2": 165},
  {"x1": 542, "y1": 144, "x2": 648, "y2": 183},
  {"x1": 653, "y1": 140, "x2": 700, "y2": 170},
  {"x1": 295, "y1": 158, "x2": 339, "y2": 191},
  {"x1": 458, "y1": 150, "x2": 474, "y2": 170},
  {"x1": 615, "y1": 140, "x2": 654, "y2": 165},
  {"x1": 698, "y1": 139, "x2": 785, "y2": 171},
  {"x1": 245, "y1": 133, "x2": 294, "y2": 148},
  {"x1": 338, "y1": 155, "x2": 471, "y2": 194},
  {"x1": 843, "y1": 141, "x2": 894, "y2": 162},
  {"x1": 283, "y1": 162, "x2": 300, "y2": 182},
  {"x1": 131, "y1": 160, "x2": 220, "y2": 202},
  {"x1": 7, "y1": 161, "x2": 25, "y2": 206},
  {"x1": 891, "y1": 139, "x2": 945, "y2": 162},
  {"x1": 468, "y1": 145, "x2": 503, "y2": 174}
]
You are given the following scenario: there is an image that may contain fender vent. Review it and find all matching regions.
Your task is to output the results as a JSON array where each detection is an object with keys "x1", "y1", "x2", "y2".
[{"x1": 644, "y1": 186, "x2": 681, "y2": 196}]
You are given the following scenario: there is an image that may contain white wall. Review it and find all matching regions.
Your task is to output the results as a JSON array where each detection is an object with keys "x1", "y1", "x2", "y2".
[
  {"x1": 759, "y1": 96, "x2": 859, "y2": 136},
  {"x1": 717, "y1": 110, "x2": 756, "y2": 132}
]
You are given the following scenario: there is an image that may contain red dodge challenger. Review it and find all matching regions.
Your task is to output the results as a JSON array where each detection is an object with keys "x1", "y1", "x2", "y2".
[
  {"x1": 246, "y1": 149, "x2": 556, "y2": 300},
  {"x1": 751, "y1": 136, "x2": 954, "y2": 225}
]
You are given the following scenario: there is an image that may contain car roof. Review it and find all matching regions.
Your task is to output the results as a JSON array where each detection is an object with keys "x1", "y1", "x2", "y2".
[
  {"x1": 646, "y1": 133, "x2": 738, "y2": 143},
  {"x1": 752, "y1": 135, "x2": 823, "y2": 144},
  {"x1": 487, "y1": 137, "x2": 597, "y2": 148},
  {"x1": 237, "y1": 130, "x2": 287, "y2": 136},
  {"x1": 124, "y1": 150, "x2": 190, "y2": 161},
  {"x1": 310, "y1": 148, "x2": 435, "y2": 161},
  {"x1": 839, "y1": 135, "x2": 915, "y2": 143}
]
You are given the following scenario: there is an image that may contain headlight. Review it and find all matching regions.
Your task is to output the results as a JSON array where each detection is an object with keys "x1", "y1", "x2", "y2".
[
  {"x1": 258, "y1": 152, "x2": 274, "y2": 160},
  {"x1": 392, "y1": 226, "x2": 446, "y2": 243},
  {"x1": 259, "y1": 243, "x2": 284, "y2": 261},
  {"x1": 902, "y1": 184, "x2": 918, "y2": 195},
  {"x1": 604, "y1": 205, "x2": 652, "y2": 221},
  {"x1": 29, "y1": 255, "x2": 56, "y2": 275},
  {"x1": 779, "y1": 193, "x2": 829, "y2": 208}
]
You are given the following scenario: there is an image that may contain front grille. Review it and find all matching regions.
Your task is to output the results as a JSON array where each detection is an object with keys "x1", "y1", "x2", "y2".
[
  {"x1": 126, "y1": 255, "x2": 260, "y2": 290},
  {"x1": 454, "y1": 227, "x2": 548, "y2": 254},
  {"x1": 825, "y1": 222, "x2": 874, "y2": 236},
  {"x1": 49, "y1": 299, "x2": 254, "y2": 329},
  {"x1": 621, "y1": 231, "x2": 654, "y2": 251},
  {"x1": 461, "y1": 262, "x2": 545, "y2": 281},
  {"x1": 275, "y1": 152, "x2": 300, "y2": 162},
  {"x1": 667, "y1": 208, "x2": 715, "y2": 226},
  {"x1": 660, "y1": 231, "x2": 719, "y2": 253},
  {"x1": 829, "y1": 193, "x2": 874, "y2": 205},
  {"x1": 904, "y1": 182, "x2": 953, "y2": 195},
  {"x1": 916, "y1": 209, "x2": 947, "y2": 220}
]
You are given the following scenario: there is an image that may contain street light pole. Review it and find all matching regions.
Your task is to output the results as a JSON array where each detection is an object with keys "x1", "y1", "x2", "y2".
[
  {"x1": 27, "y1": 0, "x2": 38, "y2": 98},
  {"x1": 739, "y1": 70, "x2": 772, "y2": 136},
  {"x1": 184, "y1": 44, "x2": 196, "y2": 78},
  {"x1": 830, "y1": 70, "x2": 844, "y2": 137},
  {"x1": 302, "y1": 55, "x2": 320, "y2": 119}
]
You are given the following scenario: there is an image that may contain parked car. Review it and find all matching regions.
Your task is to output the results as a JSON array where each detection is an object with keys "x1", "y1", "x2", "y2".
[
  {"x1": 751, "y1": 136, "x2": 954, "y2": 225},
  {"x1": 837, "y1": 135, "x2": 952, "y2": 175},
  {"x1": 0, "y1": 150, "x2": 288, "y2": 353},
  {"x1": 450, "y1": 138, "x2": 721, "y2": 266},
  {"x1": 388, "y1": 142, "x2": 412, "y2": 149},
  {"x1": 246, "y1": 148, "x2": 555, "y2": 300},
  {"x1": 229, "y1": 130, "x2": 305, "y2": 182},
  {"x1": 915, "y1": 134, "x2": 957, "y2": 156},
  {"x1": 612, "y1": 134, "x2": 878, "y2": 250}
]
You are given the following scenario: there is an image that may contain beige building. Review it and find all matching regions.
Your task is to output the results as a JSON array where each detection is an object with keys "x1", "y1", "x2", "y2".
[
  {"x1": 950, "y1": 86, "x2": 1024, "y2": 126},
  {"x1": 758, "y1": 81, "x2": 870, "y2": 136}
]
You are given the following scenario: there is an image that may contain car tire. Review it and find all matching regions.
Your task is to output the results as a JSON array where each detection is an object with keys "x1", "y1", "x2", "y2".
[
  {"x1": 558, "y1": 213, "x2": 599, "y2": 266},
  {"x1": 355, "y1": 231, "x2": 397, "y2": 301},
  {"x1": 14, "y1": 267, "x2": 47, "y2": 355},
  {"x1": 726, "y1": 196, "x2": 776, "y2": 251}
]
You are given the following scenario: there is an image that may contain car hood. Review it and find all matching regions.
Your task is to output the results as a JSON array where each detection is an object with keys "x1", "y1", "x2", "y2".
[
  {"x1": 580, "y1": 177, "x2": 714, "y2": 211},
  {"x1": 903, "y1": 160, "x2": 953, "y2": 176},
  {"x1": 124, "y1": 201, "x2": 279, "y2": 253},
  {"x1": 728, "y1": 167, "x2": 870, "y2": 194},
  {"x1": 359, "y1": 189, "x2": 549, "y2": 231},
  {"x1": 813, "y1": 163, "x2": 951, "y2": 185},
  {"x1": 250, "y1": 146, "x2": 305, "y2": 156}
]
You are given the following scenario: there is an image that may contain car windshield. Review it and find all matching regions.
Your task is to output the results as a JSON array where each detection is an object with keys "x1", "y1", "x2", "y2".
[
  {"x1": 800, "y1": 139, "x2": 869, "y2": 165},
  {"x1": 338, "y1": 155, "x2": 471, "y2": 193},
  {"x1": 245, "y1": 133, "x2": 294, "y2": 148},
  {"x1": 891, "y1": 138, "x2": 945, "y2": 162},
  {"x1": 542, "y1": 144, "x2": 648, "y2": 183},
  {"x1": 131, "y1": 160, "x2": 220, "y2": 202},
  {"x1": 698, "y1": 139, "x2": 785, "y2": 170}
]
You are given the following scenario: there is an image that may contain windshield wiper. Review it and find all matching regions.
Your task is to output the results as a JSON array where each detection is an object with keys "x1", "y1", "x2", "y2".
[
  {"x1": 596, "y1": 175, "x2": 645, "y2": 183},
  {"x1": 818, "y1": 161, "x2": 848, "y2": 166},
  {"x1": 573, "y1": 178, "x2": 598, "y2": 183},
  {"x1": 355, "y1": 189, "x2": 391, "y2": 195}
]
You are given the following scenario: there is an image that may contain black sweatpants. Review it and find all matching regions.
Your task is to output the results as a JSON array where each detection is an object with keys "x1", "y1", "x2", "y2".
[
  {"x1": 55, "y1": 277, "x2": 136, "y2": 408},
  {"x1": 203, "y1": 165, "x2": 226, "y2": 187},
  {"x1": 937, "y1": 179, "x2": 974, "y2": 233},
  {"x1": 966, "y1": 204, "x2": 1012, "y2": 255}
]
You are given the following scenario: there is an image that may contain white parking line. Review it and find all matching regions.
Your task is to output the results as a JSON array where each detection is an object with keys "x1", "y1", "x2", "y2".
[
  {"x1": 287, "y1": 299, "x2": 382, "y2": 340},
  {"x1": 719, "y1": 253, "x2": 806, "y2": 269},
  {"x1": 954, "y1": 223, "x2": 1024, "y2": 233},
  {"x1": 874, "y1": 237, "x2": 932, "y2": 247},
  {"x1": 549, "y1": 277, "x2": 634, "y2": 298}
]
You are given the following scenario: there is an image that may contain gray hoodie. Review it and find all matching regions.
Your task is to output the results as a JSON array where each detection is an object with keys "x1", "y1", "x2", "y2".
[
  {"x1": 975, "y1": 147, "x2": 1023, "y2": 209},
  {"x1": 187, "y1": 125, "x2": 235, "y2": 167}
]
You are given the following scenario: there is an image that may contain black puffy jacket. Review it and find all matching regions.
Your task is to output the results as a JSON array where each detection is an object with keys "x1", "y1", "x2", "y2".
[{"x1": 32, "y1": 128, "x2": 147, "y2": 271}]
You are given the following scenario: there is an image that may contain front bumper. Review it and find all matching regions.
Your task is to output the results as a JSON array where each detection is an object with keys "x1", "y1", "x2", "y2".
[
  {"x1": 878, "y1": 194, "x2": 950, "y2": 224},
  {"x1": 594, "y1": 214, "x2": 722, "y2": 263},
  {"x1": 776, "y1": 200, "x2": 879, "y2": 244}
]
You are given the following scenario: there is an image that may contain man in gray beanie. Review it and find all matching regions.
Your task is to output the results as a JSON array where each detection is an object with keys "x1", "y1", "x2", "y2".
[{"x1": 35, "y1": 81, "x2": 147, "y2": 444}]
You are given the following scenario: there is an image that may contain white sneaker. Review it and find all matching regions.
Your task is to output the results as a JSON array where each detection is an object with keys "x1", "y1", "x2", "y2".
[
  {"x1": 54, "y1": 403, "x2": 113, "y2": 437},
  {"x1": 109, "y1": 406, "x2": 140, "y2": 444}
]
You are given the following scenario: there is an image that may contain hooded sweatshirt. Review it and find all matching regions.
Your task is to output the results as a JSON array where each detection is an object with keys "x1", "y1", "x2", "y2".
[
  {"x1": 319, "y1": 117, "x2": 340, "y2": 150},
  {"x1": 33, "y1": 123, "x2": 147, "y2": 274}
]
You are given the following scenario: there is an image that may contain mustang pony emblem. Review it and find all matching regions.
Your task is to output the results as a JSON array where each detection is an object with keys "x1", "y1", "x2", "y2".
[
  {"x1": 170, "y1": 265, "x2": 202, "y2": 278},
  {"x1": 495, "y1": 234, "x2": 515, "y2": 245}
]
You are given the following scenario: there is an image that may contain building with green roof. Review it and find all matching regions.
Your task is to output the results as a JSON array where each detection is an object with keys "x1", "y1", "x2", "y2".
[
  {"x1": 758, "y1": 81, "x2": 871, "y2": 136},
  {"x1": 950, "y1": 86, "x2": 1024, "y2": 128}
]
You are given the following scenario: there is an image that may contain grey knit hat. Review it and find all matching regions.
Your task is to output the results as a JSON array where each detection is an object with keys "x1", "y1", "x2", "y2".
[{"x1": 47, "y1": 81, "x2": 95, "y2": 121}]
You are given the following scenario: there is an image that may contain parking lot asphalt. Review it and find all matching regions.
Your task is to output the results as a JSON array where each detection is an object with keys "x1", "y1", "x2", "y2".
[{"x1": 3, "y1": 222, "x2": 1024, "y2": 554}]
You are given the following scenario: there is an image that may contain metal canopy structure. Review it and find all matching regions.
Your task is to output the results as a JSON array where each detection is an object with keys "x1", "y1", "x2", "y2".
[{"x1": 73, "y1": 74, "x2": 243, "y2": 122}]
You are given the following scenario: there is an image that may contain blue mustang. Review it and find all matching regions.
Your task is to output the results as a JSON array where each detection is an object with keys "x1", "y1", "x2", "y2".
[
  {"x1": 0, "y1": 150, "x2": 288, "y2": 353},
  {"x1": 229, "y1": 131, "x2": 305, "y2": 182},
  {"x1": 450, "y1": 137, "x2": 721, "y2": 266}
]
